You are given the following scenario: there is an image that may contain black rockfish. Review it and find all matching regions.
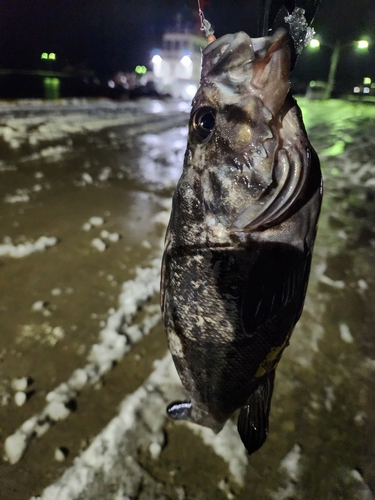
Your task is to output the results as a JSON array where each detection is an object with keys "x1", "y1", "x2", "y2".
[{"x1": 161, "y1": 27, "x2": 322, "y2": 455}]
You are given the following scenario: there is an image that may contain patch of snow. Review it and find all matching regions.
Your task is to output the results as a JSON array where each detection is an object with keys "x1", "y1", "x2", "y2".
[
  {"x1": 4, "y1": 432, "x2": 28, "y2": 464},
  {"x1": 14, "y1": 392, "x2": 27, "y2": 407},
  {"x1": 339, "y1": 323, "x2": 354, "y2": 343},
  {"x1": 4, "y1": 264, "x2": 161, "y2": 464},
  {"x1": 358, "y1": 279, "x2": 368, "y2": 293},
  {"x1": 141, "y1": 240, "x2": 152, "y2": 249},
  {"x1": 272, "y1": 444, "x2": 302, "y2": 499},
  {"x1": 33, "y1": 354, "x2": 247, "y2": 499},
  {"x1": 149, "y1": 442, "x2": 162, "y2": 459},
  {"x1": 4, "y1": 189, "x2": 30, "y2": 203},
  {"x1": 217, "y1": 479, "x2": 235, "y2": 500},
  {"x1": 280, "y1": 444, "x2": 302, "y2": 481},
  {"x1": 98, "y1": 167, "x2": 112, "y2": 181},
  {"x1": 54, "y1": 448, "x2": 68, "y2": 462},
  {"x1": 82, "y1": 172, "x2": 93, "y2": 184},
  {"x1": 45, "y1": 402, "x2": 71, "y2": 421},
  {"x1": 354, "y1": 411, "x2": 367, "y2": 426},
  {"x1": 11, "y1": 377, "x2": 28, "y2": 392},
  {"x1": 100, "y1": 230, "x2": 121, "y2": 242},
  {"x1": 0, "y1": 236, "x2": 58, "y2": 258},
  {"x1": 186, "y1": 419, "x2": 248, "y2": 487},
  {"x1": 0, "y1": 164, "x2": 17, "y2": 172},
  {"x1": 324, "y1": 386, "x2": 336, "y2": 411},
  {"x1": 17, "y1": 323, "x2": 65, "y2": 346},
  {"x1": 319, "y1": 274, "x2": 345, "y2": 289},
  {"x1": 25, "y1": 145, "x2": 71, "y2": 162},
  {"x1": 31, "y1": 301, "x2": 47, "y2": 312},
  {"x1": 89, "y1": 216, "x2": 104, "y2": 226},
  {"x1": 91, "y1": 238, "x2": 107, "y2": 252}
]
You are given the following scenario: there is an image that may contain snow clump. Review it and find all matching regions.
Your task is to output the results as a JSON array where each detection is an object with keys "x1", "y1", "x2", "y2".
[{"x1": 0, "y1": 236, "x2": 58, "y2": 258}]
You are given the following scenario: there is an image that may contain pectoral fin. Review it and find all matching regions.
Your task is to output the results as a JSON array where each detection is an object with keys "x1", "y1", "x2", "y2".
[
  {"x1": 237, "y1": 370, "x2": 275, "y2": 455},
  {"x1": 167, "y1": 401, "x2": 192, "y2": 420}
]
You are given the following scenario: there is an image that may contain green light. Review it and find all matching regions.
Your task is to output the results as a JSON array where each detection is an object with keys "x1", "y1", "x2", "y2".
[
  {"x1": 41, "y1": 52, "x2": 48, "y2": 60},
  {"x1": 364, "y1": 77, "x2": 372, "y2": 84},
  {"x1": 357, "y1": 40, "x2": 369, "y2": 50},
  {"x1": 48, "y1": 52, "x2": 56, "y2": 60},
  {"x1": 309, "y1": 38, "x2": 320, "y2": 49},
  {"x1": 135, "y1": 65, "x2": 147, "y2": 75}
]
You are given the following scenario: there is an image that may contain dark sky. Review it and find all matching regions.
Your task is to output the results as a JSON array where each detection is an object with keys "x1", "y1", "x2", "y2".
[{"x1": 0, "y1": 0, "x2": 374, "y2": 81}]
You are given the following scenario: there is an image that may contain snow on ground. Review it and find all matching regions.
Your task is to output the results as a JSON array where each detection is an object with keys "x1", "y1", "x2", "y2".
[
  {"x1": 31, "y1": 355, "x2": 247, "y2": 500},
  {"x1": 0, "y1": 236, "x2": 58, "y2": 258},
  {"x1": 4, "y1": 263, "x2": 161, "y2": 464},
  {"x1": 1, "y1": 98, "x2": 375, "y2": 498},
  {"x1": 0, "y1": 98, "x2": 190, "y2": 149}
]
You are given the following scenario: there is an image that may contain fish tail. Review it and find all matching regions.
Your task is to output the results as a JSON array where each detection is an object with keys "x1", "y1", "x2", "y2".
[{"x1": 237, "y1": 370, "x2": 275, "y2": 455}]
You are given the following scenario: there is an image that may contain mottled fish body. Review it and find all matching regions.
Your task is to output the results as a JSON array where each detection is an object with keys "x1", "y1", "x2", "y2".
[{"x1": 161, "y1": 28, "x2": 322, "y2": 454}]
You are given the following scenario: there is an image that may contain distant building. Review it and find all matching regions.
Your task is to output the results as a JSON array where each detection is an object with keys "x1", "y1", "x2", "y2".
[{"x1": 150, "y1": 28, "x2": 207, "y2": 100}]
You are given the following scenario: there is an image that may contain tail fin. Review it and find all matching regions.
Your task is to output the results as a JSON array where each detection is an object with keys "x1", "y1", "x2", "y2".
[{"x1": 237, "y1": 371, "x2": 275, "y2": 455}]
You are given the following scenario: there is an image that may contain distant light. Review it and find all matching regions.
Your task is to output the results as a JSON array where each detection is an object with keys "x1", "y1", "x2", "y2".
[
  {"x1": 41, "y1": 52, "x2": 48, "y2": 60},
  {"x1": 357, "y1": 40, "x2": 369, "y2": 50},
  {"x1": 152, "y1": 54, "x2": 162, "y2": 65},
  {"x1": 108, "y1": 80, "x2": 115, "y2": 88},
  {"x1": 186, "y1": 84, "x2": 197, "y2": 97},
  {"x1": 309, "y1": 38, "x2": 320, "y2": 49},
  {"x1": 48, "y1": 52, "x2": 56, "y2": 60},
  {"x1": 363, "y1": 76, "x2": 372, "y2": 84},
  {"x1": 309, "y1": 80, "x2": 317, "y2": 87},
  {"x1": 135, "y1": 65, "x2": 147, "y2": 75},
  {"x1": 363, "y1": 87, "x2": 370, "y2": 94},
  {"x1": 353, "y1": 86, "x2": 360, "y2": 93},
  {"x1": 180, "y1": 55, "x2": 192, "y2": 67}
]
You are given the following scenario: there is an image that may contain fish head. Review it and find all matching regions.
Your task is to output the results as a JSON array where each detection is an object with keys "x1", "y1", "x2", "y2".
[{"x1": 184, "y1": 28, "x2": 313, "y2": 232}]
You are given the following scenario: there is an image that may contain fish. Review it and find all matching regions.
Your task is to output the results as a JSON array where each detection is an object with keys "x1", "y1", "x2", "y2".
[{"x1": 160, "y1": 26, "x2": 322, "y2": 455}]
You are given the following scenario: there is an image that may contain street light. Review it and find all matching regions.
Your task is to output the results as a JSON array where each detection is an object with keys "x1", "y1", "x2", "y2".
[
  {"x1": 135, "y1": 65, "x2": 147, "y2": 75},
  {"x1": 308, "y1": 36, "x2": 371, "y2": 99},
  {"x1": 357, "y1": 40, "x2": 369, "y2": 50},
  {"x1": 40, "y1": 52, "x2": 57, "y2": 61},
  {"x1": 309, "y1": 38, "x2": 320, "y2": 49}
]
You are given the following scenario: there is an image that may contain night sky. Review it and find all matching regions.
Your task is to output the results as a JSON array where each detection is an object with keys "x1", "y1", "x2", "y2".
[{"x1": 0, "y1": 0, "x2": 374, "y2": 84}]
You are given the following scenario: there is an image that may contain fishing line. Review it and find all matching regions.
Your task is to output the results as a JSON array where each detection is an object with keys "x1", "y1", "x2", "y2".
[{"x1": 197, "y1": 0, "x2": 216, "y2": 42}]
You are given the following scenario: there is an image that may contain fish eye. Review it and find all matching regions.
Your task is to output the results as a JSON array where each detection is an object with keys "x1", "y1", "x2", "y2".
[{"x1": 192, "y1": 106, "x2": 216, "y2": 141}]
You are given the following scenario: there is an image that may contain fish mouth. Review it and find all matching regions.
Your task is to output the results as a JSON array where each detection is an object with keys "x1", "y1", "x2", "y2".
[{"x1": 201, "y1": 28, "x2": 288, "y2": 79}]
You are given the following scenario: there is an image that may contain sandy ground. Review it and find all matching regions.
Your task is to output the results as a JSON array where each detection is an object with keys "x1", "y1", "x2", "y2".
[{"x1": 0, "y1": 98, "x2": 374, "y2": 500}]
